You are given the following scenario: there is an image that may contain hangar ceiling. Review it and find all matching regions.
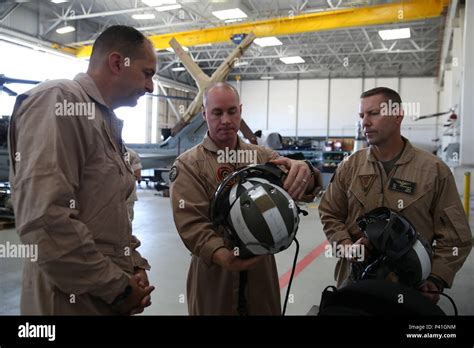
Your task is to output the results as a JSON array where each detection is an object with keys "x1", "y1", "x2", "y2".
[{"x1": 0, "y1": 0, "x2": 449, "y2": 86}]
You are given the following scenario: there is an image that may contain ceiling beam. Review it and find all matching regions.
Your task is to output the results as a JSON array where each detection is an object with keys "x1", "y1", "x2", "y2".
[{"x1": 72, "y1": 0, "x2": 449, "y2": 58}]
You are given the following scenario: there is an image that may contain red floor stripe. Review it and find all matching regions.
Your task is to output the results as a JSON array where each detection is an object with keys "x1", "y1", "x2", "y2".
[{"x1": 279, "y1": 239, "x2": 329, "y2": 289}]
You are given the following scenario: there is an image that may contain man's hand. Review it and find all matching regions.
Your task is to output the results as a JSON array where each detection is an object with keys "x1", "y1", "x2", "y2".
[
  {"x1": 114, "y1": 276, "x2": 155, "y2": 315},
  {"x1": 128, "y1": 268, "x2": 153, "y2": 315},
  {"x1": 134, "y1": 268, "x2": 150, "y2": 288},
  {"x1": 270, "y1": 157, "x2": 312, "y2": 200},
  {"x1": 212, "y1": 247, "x2": 264, "y2": 272},
  {"x1": 418, "y1": 280, "x2": 441, "y2": 304}
]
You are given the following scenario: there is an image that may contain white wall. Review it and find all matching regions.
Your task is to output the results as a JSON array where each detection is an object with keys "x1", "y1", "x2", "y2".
[
  {"x1": 238, "y1": 76, "x2": 443, "y2": 150},
  {"x1": 0, "y1": 40, "x2": 149, "y2": 144},
  {"x1": 298, "y1": 79, "x2": 328, "y2": 137},
  {"x1": 329, "y1": 78, "x2": 361, "y2": 137},
  {"x1": 267, "y1": 80, "x2": 298, "y2": 134},
  {"x1": 0, "y1": 40, "x2": 87, "y2": 117},
  {"x1": 239, "y1": 80, "x2": 268, "y2": 132}
]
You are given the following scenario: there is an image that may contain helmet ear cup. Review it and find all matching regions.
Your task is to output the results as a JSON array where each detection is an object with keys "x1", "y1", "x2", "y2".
[{"x1": 356, "y1": 207, "x2": 433, "y2": 287}]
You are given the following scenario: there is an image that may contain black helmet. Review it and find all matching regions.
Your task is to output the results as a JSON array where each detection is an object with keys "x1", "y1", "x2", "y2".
[
  {"x1": 355, "y1": 207, "x2": 432, "y2": 287},
  {"x1": 210, "y1": 163, "x2": 302, "y2": 259}
]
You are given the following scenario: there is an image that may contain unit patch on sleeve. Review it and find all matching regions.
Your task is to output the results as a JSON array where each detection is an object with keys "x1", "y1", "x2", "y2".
[
  {"x1": 389, "y1": 178, "x2": 416, "y2": 195},
  {"x1": 169, "y1": 165, "x2": 179, "y2": 182}
]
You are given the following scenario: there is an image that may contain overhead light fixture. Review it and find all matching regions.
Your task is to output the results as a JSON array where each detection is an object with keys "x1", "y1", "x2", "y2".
[
  {"x1": 254, "y1": 37, "x2": 283, "y2": 47},
  {"x1": 224, "y1": 18, "x2": 243, "y2": 23},
  {"x1": 51, "y1": 0, "x2": 68, "y2": 3},
  {"x1": 260, "y1": 76, "x2": 274, "y2": 80},
  {"x1": 234, "y1": 61, "x2": 248, "y2": 67},
  {"x1": 279, "y1": 56, "x2": 305, "y2": 64},
  {"x1": 142, "y1": 0, "x2": 176, "y2": 6},
  {"x1": 212, "y1": 8, "x2": 247, "y2": 20},
  {"x1": 172, "y1": 66, "x2": 186, "y2": 72},
  {"x1": 56, "y1": 25, "x2": 75, "y2": 34},
  {"x1": 132, "y1": 13, "x2": 156, "y2": 20},
  {"x1": 378, "y1": 28, "x2": 411, "y2": 40},
  {"x1": 155, "y1": 4, "x2": 182, "y2": 11}
]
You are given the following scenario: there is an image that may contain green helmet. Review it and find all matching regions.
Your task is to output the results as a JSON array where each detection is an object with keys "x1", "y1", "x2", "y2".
[{"x1": 210, "y1": 163, "x2": 302, "y2": 259}]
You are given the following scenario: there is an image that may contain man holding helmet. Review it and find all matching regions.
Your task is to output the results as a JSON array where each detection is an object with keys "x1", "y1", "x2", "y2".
[
  {"x1": 319, "y1": 87, "x2": 472, "y2": 304},
  {"x1": 170, "y1": 82, "x2": 322, "y2": 315}
]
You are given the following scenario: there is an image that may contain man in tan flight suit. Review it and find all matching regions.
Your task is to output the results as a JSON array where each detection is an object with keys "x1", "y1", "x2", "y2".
[
  {"x1": 125, "y1": 147, "x2": 142, "y2": 223},
  {"x1": 170, "y1": 82, "x2": 322, "y2": 315},
  {"x1": 9, "y1": 26, "x2": 155, "y2": 315},
  {"x1": 319, "y1": 87, "x2": 472, "y2": 304}
]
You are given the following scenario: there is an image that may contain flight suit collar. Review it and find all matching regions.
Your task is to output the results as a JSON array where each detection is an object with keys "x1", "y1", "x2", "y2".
[
  {"x1": 202, "y1": 132, "x2": 245, "y2": 153},
  {"x1": 74, "y1": 73, "x2": 125, "y2": 153},
  {"x1": 366, "y1": 136, "x2": 415, "y2": 165},
  {"x1": 73, "y1": 73, "x2": 109, "y2": 109}
]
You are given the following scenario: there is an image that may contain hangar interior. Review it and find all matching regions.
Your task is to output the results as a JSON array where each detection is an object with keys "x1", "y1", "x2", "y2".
[{"x1": 0, "y1": 0, "x2": 473, "y2": 315}]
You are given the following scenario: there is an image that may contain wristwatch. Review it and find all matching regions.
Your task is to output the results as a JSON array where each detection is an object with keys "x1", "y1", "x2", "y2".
[
  {"x1": 304, "y1": 160, "x2": 315, "y2": 179},
  {"x1": 112, "y1": 284, "x2": 133, "y2": 306}
]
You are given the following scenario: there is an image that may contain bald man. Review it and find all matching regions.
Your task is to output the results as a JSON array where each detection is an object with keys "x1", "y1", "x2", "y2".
[
  {"x1": 9, "y1": 25, "x2": 155, "y2": 315},
  {"x1": 170, "y1": 82, "x2": 322, "y2": 315}
]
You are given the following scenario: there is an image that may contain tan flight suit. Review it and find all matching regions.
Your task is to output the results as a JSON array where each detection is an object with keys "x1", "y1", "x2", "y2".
[
  {"x1": 170, "y1": 134, "x2": 321, "y2": 315},
  {"x1": 9, "y1": 73, "x2": 150, "y2": 315},
  {"x1": 319, "y1": 138, "x2": 472, "y2": 288},
  {"x1": 125, "y1": 148, "x2": 142, "y2": 222}
]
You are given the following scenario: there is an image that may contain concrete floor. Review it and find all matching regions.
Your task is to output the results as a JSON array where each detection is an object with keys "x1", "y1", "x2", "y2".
[{"x1": 1, "y1": 178, "x2": 473, "y2": 316}]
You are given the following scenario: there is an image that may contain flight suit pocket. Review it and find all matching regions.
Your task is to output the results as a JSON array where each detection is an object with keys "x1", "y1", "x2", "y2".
[
  {"x1": 348, "y1": 186, "x2": 366, "y2": 208},
  {"x1": 20, "y1": 227, "x2": 62, "y2": 264},
  {"x1": 95, "y1": 242, "x2": 118, "y2": 256},
  {"x1": 394, "y1": 178, "x2": 434, "y2": 212},
  {"x1": 348, "y1": 185, "x2": 383, "y2": 212},
  {"x1": 443, "y1": 205, "x2": 472, "y2": 243},
  {"x1": 101, "y1": 125, "x2": 123, "y2": 173}
]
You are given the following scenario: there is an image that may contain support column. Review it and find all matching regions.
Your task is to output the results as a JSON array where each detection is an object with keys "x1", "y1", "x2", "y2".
[
  {"x1": 460, "y1": 1, "x2": 474, "y2": 165},
  {"x1": 145, "y1": 95, "x2": 152, "y2": 144}
]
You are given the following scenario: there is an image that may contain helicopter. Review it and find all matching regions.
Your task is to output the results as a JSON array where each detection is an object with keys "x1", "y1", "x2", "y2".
[{"x1": 0, "y1": 74, "x2": 40, "y2": 97}]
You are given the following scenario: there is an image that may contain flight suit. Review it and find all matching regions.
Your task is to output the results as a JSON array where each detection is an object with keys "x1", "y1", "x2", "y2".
[
  {"x1": 125, "y1": 147, "x2": 142, "y2": 222},
  {"x1": 319, "y1": 138, "x2": 472, "y2": 288},
  {"x1": 9, "y1": 73, "x2": 150, "y2": 315},
  {"x1": 170, "y1": 134, "x2": 321, "y2": 315}
]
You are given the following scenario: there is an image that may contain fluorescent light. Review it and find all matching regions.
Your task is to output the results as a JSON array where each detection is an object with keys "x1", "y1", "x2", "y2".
[
  {"x1": 279, "y1": 56, "x2": 305, "y2": 64},
  {"x1": 56, "y1": 25, "x2": 75, "y2": 34},
  {"x1": 234, "y1": 61, "x2": 248, "y2": 67},
  {"x1": 254, "y1": 37, "x2": 283, "y2": 47},
  {"x1": 378, "y1": 28, "x2": 411, "y2": 40},
  {"x1": 224, "y1": 18, "x2": 243, "y2": 23},
  {"x1": 172, "y1": 67, "x2": 186, "y2": 72},
  {"x1": 51, "y1": 0, "x2": 68, "y2": 3},
  {"x1": 260, "y1": 76, "x2": 274, "y2": 80},
  {"x1": 132, "y1": 13, "x2": 156, "y2": 20},
  {"x1": 155, "y1": 4, "x2": 182, "y2": 11},
  {"x1": 212, "y1": 8, "x2": 247, "y2": 20},
  {"x1": 142, "y1": 0, "x2": 176, "y2": 6}
]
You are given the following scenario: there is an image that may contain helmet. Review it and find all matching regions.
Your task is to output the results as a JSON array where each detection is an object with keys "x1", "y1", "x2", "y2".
[
  {"x1": 355, "y1": 207, "x2": 432, "y2": 287},
  {"x1": 318, "y1": 280, "x2": 445, "y2": 316},
  {"x1": 210, "y1": 163, "x2": 301, "y2": 259}
]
